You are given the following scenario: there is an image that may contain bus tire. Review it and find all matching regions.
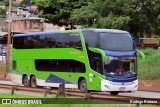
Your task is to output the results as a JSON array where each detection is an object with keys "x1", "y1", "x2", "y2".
[
  {"x1": 30, "y1": 76, "x2": 37, "y2": 87},
  {"x1": 23, "y1": 75, "x2": 29, "y2": 87},
  {"x1": 79, "y1": 79, "x2": 88, "y2": 92},
  {"x1": 110, "y1": 91, "x2": 119, "y2": 95}
]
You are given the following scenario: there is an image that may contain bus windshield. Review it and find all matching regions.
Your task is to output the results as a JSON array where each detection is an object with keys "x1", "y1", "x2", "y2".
[
  {"x1": 104, "y1": 56, "x2": 137, "y2": 78},
  {"x1": 99, "y1": 33, "x2": 134, "y2": 51}
]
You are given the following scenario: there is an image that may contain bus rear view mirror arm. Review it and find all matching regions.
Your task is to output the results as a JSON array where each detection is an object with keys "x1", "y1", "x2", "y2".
[{"x1": 136, "y1": 49, "x2": 145, "y2": 62}]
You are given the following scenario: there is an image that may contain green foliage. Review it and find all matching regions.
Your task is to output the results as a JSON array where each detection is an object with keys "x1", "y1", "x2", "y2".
[
  {"x1": 139, "y1": 48, "x2": 160, "y2": 64},
  {"x1": 95, "y1": 14, "x2": 130, "y2": 30},
  {"x1": 26, "y1": 0, "x2": 160, "y2": 35},
  {"x1": 0, "y1": 0, "x2": 9, "y2": 6},
  {"x1": 0, "y1": 93, "x2": 40, "y2": 98},
  {"x1": 0, "y1": 8, "x2": 6, "y2": 18},
  {"x1": 20, "y1": 0, "x2": 31, "y2": 7},
  {"x1": 31, "y1": 0, "x2": 89, "y2": 27},
  {"x1": 0, "y1": 94, "x2": 133, "y2": 106},
  {"x1": 71, "y1": 0, "x2": 160, "y2": 35},
  {"x1": 138, "y1": 63, "x2": 160, "y2": 80},
  {"x1": 70, "y1": 3, "x2": 98, "y2": 27},
  {"x1": 71, "y1": 0, "x2": 133, "y2": 29},
  {"x1": 12, "y1": 2, "x2": 20, "y2": 7},
  {"x1": 138, "y1": 48, "x2": 160, "y2": 80}
]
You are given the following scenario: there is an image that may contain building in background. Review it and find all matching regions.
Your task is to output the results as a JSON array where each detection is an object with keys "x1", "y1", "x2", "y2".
[{"x1": 11, "y1": 17, "x2": 44, "y2": 32}]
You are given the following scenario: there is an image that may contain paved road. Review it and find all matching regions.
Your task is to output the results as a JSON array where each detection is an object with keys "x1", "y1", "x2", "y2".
[
  {"x1": 0, "y1": 80, "x2": 160, "y2": 98},
  {"x1": 119, "y1": 91, "x2": 160, "y2": 99},
  {"x1": 0, "y1": 80, "x2": 16, "y2": 85},
  {"x1": 99, "y1": 91, "x2": 160, "y2": 99}
]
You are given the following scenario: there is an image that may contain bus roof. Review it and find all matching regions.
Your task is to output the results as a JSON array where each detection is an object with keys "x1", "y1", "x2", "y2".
[
  {"x1": 13, "y1": 29, "x2": 129, "y2": 37},
  {"x1": 82, "y1": 28, "x2": 129, "y2": 34},
  {"x1": 13, "y1": 31, "x2": 60, "y2": 37},
  {"x1": 13, "y1": 29, "x2": 82, "y2": 37}
]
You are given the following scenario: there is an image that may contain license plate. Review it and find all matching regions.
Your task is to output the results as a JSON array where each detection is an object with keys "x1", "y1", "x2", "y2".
[{"x1": 119, "y1": 87, "x2": 125, "y2": 91}]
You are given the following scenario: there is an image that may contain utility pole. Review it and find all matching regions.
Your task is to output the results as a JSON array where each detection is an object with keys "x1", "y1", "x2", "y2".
[{"x1": 5, "y1": 0, "x2": 11, "y2": 79}]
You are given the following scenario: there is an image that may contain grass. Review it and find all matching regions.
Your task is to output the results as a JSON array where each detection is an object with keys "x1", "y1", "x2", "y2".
[
  {"x1": 0, "y1": 104, "x2": 141, "y2": 107},
  {"x1": 138, "y1": 48, "x2": 160, "y2": 80},
  {"x1": 138, "y1": 63, "x2": 160, "y2": 80},
  {"x1": 0, "y1": 93, "x2": 40, "y2": 98},
  {"x1": 2, "y1": 104, "x2": 159, "y2": 107},
  {"x1": 0, "y1": 93, "x2": 142, "y2": 107},
  {"x1": 0, "y1": 94, "x2": 155, "y2": 107},
  {"x1": 138, "y1": 48, "x2": 160, "y2": 64}
]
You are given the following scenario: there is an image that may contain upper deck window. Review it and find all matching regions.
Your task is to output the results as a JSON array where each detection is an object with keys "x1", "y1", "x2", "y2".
[{"x1": 13, "y1": 33, "x2": 82, "y2": 49}]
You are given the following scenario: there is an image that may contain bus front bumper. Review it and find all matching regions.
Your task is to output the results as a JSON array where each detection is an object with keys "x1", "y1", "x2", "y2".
[{"x1": 101, "y1": 78, "x2": 138, "y2": 92}]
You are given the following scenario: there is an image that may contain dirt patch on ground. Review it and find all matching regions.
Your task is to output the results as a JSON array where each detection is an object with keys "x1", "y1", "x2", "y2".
[
  {"x1": 138, "y1": 80, "x2": 160, "y2": 92},
  {"x1": 0, "y1": 72, "x2": 11, "y2": 80}
]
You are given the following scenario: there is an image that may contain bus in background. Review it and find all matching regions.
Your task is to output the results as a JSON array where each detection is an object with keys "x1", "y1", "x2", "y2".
[{"x1": 11, "y1": 29, "x2": 144, "y2": 95}]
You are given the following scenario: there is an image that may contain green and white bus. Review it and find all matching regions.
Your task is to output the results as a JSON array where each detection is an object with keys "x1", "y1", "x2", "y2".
[{"x1": 11, "y1": 29, "x2": 144, "y2": 95}]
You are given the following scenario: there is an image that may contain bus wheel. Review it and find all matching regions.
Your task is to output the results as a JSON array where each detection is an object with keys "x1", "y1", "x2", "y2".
[
  {"x1": 79, "y1": 79, "x2": 88, "y2": 92},
  {"x1": 110, "y1": 91, "x2": 119, "y2": 95},
  {"x1": 30, "y1": 76, "x2": 37, "y2": 87},
  {"x1": 23, "y1": 75, "x2": 29, "y2": 87}
]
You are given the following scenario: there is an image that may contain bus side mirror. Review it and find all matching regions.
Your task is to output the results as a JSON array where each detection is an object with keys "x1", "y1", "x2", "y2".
[{"x1": 136, "y1": 50, "x2": 145, "y2": 62}]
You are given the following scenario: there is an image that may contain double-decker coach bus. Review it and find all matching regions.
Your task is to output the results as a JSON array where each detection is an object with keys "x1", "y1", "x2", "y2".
[{"x1": 11, "y1": 29, "x2": 144, "y2": 95}]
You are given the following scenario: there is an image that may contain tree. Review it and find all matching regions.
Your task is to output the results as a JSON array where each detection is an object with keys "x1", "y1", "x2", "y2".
[
  {"x1": 0, "y1": 8, "x2": 6, "y2": 18},
  {"x1": 71, "y1": 0, "x2": 160, "y2": 36},
  {"x1": 126, "y1": 0, "x2": 160, "y2": 36},
  {"x1": 31, "y1": 0, "x2": 160, "y2": 36},
  {"x1": 20, "y1": 0, "x2": 31, "y2": 7},
  {"x1": 31, "y1": 0, "x2": 89, "y2": 28},
  {"x1": 70, "y1": 2, "x2": 98, "y2": 27},
  {"x1": 4, "y1": 0, "x2": 9, "y2": 6},
  {"x1": 71, "y1": 0, "x2": 131, "y2": 30},
  {"x1": 95, "y1": 14, "x2": 130, "y2": 30}
]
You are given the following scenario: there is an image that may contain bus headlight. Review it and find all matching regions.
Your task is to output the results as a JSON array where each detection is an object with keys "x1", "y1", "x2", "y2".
[{"x1": 104, "y1": 85, "x2": 110, "y2": 89}]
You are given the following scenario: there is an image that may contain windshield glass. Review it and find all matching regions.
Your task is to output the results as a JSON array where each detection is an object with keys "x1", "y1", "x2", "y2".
[
  {"x1": 104, "y1": 56, "x2": 137, "y2": 78},
  {"x1": 82, "y1": 31, "x2": 98, "y2": 47},
  {"x1": 99, "y1": 33, "x2": 133, "y2": 51}
]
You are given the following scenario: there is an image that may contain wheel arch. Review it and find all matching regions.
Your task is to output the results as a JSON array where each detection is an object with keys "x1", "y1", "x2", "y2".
[
  {"x1": 30, "y1": 74, "x2": 35, "y2": 80},
  {"x1": 22, "y1": 74, "x2": 27, "y2": 84},
  {"x1": 78, "y1": 76, "x2": 86, "y2": 89},
  {"x1": 30, "y1": 74, "x2": 37, "y2": 87}
]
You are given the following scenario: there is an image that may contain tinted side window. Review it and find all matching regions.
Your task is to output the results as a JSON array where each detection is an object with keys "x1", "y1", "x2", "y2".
[
  {"x1": 82, "y1": 31, "x2": 98, "y2": 48},
  {"x1": 13, "y1": 33, "x2": 82, "y2": 49},
  {"x1": 59, "y1": 33, "x2": 80, "y2": 48},
  {"x1": 12, "y1": 60, "x2": 16, "y2": 70},
  {"x1": 35, "y1": 59, "x2": 86, "y2": 73},
  {"x1": 13, "y1": 36, "x2": 26, "y2": 49}
]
